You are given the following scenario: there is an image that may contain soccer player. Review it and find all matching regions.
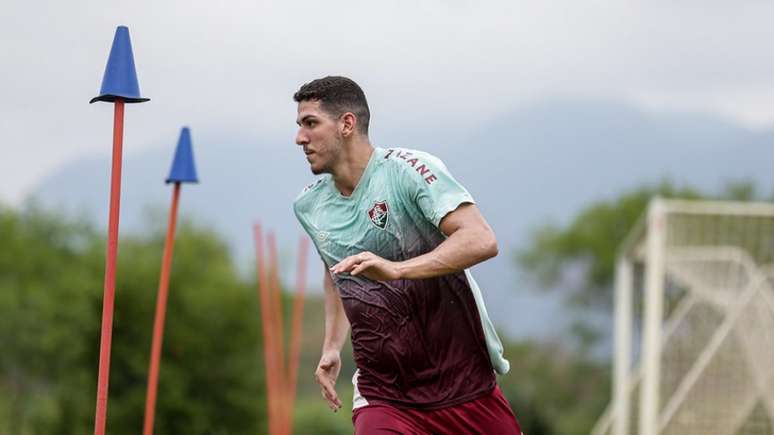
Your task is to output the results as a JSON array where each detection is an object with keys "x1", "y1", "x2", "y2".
[{"x1": 292, "y1": 76, "x2": 522, "y2": 434}]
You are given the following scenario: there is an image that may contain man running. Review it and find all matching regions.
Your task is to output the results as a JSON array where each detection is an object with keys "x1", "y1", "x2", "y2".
[{"x1": 292, "y1": 76, "x2": 521, "y2": 434}]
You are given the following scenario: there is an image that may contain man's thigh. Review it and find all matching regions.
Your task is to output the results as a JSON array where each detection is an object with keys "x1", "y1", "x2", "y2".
[
  {"x1": 424, "y1": 387, "x2": 522, "y2": 435},
  {"x1": 353, "y1": 387, "x2": 522, "y2": 435}
]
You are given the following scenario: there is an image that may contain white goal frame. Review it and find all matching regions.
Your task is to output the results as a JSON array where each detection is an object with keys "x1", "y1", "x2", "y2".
[{"x1": 592, "y1": 198, "x2": 774, "y2": 435}]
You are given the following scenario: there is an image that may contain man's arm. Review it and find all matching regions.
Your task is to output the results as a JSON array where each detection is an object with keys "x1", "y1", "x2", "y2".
[
  {"x1": 321, "y1": 267, "x2": 349, "y2": 352},
  {"x1": 314, "y1": 266, "x2": 349, "y2": 411},
  {"x1": 330, "y1": 203, "x2": 498, "y2": 280}
]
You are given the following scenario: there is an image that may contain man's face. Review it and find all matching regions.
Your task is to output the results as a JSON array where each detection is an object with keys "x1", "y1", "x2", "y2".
[{"x1": 295, "y1": 100, "x2": 342, "y2": 175}]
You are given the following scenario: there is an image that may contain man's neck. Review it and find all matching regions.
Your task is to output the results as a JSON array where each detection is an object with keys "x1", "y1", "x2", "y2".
[{"x1": 331, "y1": 139, "x2": 374, "y2": 197}]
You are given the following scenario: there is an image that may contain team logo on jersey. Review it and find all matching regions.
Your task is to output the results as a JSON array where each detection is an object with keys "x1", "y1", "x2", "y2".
[{"x1": 367, "y1": 201, "x2": 389, "y2": 229}]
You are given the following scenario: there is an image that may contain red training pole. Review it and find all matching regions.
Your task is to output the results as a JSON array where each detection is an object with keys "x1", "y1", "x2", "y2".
[
  {"x1": 267, "y1": 232, "x2": 288, "y2": 435},
  {"x1": 94, "y1": 98, "x2": 125, "y2": 435},
  {"x1": 142, "y1": 182, "x2": 182, "y2": 435},
  {"x1": 255, "y1": 225, "x2": 278, "y2": 435},
  {"x1": 287, "y1": 236, "x2": 309, "y2": 435}
]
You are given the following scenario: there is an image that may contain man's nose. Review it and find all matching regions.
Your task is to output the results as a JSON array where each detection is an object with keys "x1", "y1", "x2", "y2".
[{"x1": 296, "y1": 130, "x2": 309, "y2": 146}]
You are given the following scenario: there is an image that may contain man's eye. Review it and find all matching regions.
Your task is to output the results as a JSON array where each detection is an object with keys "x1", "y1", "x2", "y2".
[{"x1": 308, "y1": 121, "x2": 316, "y2": 128}]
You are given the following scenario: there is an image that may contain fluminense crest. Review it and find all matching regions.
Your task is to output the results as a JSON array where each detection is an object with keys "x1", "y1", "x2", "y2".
[{"x1": 367, "y1": 201, "x2": 389, "y2": 229}]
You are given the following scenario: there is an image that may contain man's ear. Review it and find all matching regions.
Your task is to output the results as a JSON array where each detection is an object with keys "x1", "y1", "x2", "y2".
[{"x1": 340, "y1": 112, "x2": 357, "y2": 137}]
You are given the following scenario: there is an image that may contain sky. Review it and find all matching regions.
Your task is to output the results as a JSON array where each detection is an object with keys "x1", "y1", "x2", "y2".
[{"x1": 2, "y1": 0, "x2": 774, "y2": 204}]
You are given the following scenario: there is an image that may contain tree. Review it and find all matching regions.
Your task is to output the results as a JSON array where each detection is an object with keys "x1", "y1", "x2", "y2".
[
  {"x1": 0, "y1": 205, "x2": 266, "y2": 435},
  {"x1": 497, "y1": 339, "x2": 610, "y2": 435},
  {"x1": 517, "y1": 180, "x2": 762, "y2": 309}
]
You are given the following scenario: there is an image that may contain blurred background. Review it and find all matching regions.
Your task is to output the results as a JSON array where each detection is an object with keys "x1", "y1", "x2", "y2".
[{"x1": 2, "y1": 1, "x2": 774, "y2": 434}]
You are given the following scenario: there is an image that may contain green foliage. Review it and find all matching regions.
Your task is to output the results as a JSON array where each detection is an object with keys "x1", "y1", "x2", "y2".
[
  {"x1": 498, "y1": 339, "x2": 610, "y2": 435},
  {"x1": 288, "y1": 295, "x2": 357, "y2": 435},
  {"x1": 517, "y1": 180, "x2": 763, "y2": 308},
  {"x1": 292, "y1": 396, "x2": 353, "y2": 435},
  {"x1": 0, "y1": 203, "x2": 102, "y2": 434},
  {"x1": 0, "y1": 205, "x2": 265, "y2": 435}
]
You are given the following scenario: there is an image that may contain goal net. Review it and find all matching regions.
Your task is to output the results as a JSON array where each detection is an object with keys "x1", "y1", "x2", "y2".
[{"x1": 591, "y1": 198, "x2": 774, "y2": 435}]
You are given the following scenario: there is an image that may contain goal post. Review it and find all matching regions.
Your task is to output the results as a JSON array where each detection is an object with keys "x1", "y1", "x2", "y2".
[{"x1": 593, "y1": 198, "x2": 774, "y2": 435}]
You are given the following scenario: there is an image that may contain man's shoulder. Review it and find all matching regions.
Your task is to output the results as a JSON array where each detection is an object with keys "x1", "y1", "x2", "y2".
[
  {"x1": 293, "y1": 175, "x2": 331, "y2": 216},
  {"x1": 380, "y1": 147, "x2": 448, "y2": 186},
  {"x1": 382, "y1": 147, "x2": 442, "y2": 164}
]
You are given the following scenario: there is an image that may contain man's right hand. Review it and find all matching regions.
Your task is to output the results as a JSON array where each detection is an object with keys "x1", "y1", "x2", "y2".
[{"x1": 315, "y1": 350, "x2": 343, "y2": 411}]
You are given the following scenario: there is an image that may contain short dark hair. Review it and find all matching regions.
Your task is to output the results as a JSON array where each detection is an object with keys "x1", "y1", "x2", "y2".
[{"x1": 293, "y1": 76, "x2": 370, "y2": 135}]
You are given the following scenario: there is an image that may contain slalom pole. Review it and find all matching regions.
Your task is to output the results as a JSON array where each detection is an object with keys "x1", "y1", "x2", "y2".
[
  {"x1": 94, "y1": 97, "x2": 124, "y2": 435},
  {"x1": 286, "y1": 236, "x2": 309, "y2": 434},
  {"x1": 254, "y1": 224, "x2": 279, "y2": 435},
  {"x1": 267, "y1": 232, "x2": 289, "y2": 435},
  {"x1": 142, "y1": 127, "x2": 198, "y2": 435},
  {"x1": 90, "y1": 25, "x2": 149, "y2": 435},
  {"x1": 142, "y1": 183, "x2": 179, "y2": 435}
]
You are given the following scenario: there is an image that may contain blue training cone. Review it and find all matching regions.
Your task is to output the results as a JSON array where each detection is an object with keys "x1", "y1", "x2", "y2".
[
  {"x1": 90, "y1": 26, "x2": 150, "y2": 104},
  {"x1": 166, "y1": 127, "x2": 199, "y2": 184}
]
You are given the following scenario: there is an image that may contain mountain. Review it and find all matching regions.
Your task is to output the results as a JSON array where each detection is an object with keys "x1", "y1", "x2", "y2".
[{"x1": 31, "y1": 99, "x2": 774, "y2": 339}]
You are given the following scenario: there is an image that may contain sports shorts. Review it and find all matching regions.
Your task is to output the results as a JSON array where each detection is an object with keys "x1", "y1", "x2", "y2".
[{"x1": 352, "y1": 385, "x2": 522, "y2": 435}]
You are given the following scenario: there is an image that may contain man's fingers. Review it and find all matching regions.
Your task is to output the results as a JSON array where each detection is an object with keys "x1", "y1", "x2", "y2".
[
  {"x1": 318, "y1": 377, "x2": 341, "y2": 410},
  {"x1": 331, "y1": 252, "x2": 374, "y2": 274},
  {"x1": 319, "y1": 390, "x2": 337, "y2": 410},
  {"x1": 350, "y1": 259, "x2": 374, "y2": 276},
  {"x1": 321, "y1": 383, "x2": 335, "y2": 403},
  {"x1": 323, "y1": 384, "x2": 338, "y2": 404},
  {"x1": 331, "y1": 255, "x2": 362, "y2": 274},
  {"x1": 330, "y1": 257, "x2": 354, "y2": 274},
  {"x1": 341, "y1": 256, "x2": 361, "y2": 272}
]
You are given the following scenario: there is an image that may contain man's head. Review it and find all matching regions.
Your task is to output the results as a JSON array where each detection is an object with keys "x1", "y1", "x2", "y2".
[{"x1": 294, "y1": 76, "x2": 370, "y2": 175}]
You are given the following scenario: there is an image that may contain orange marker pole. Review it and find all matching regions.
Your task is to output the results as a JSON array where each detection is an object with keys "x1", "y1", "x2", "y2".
[
  {"x1": 255, "y1": 225, "x2": 278, "y2": 435},
  {"x1": 94, "y1": 98, "x2": 125, "y2": 435},
  {"x1": 287, "y1": 236, "x2": 309, "y2": 434},
  {"x1": 267, "y1": 233, "x2": 288, "y2": 435},
  {"x1": 142, "y1": 182, "x2": 181, "y2": 435}
]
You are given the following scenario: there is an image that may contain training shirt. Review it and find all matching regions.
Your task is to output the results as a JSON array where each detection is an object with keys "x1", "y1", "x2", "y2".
[{"x1": 293, "y1": 147, "x2": 509, "y2": 409}]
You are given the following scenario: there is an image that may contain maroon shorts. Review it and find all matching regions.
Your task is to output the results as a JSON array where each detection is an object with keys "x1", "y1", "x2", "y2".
[{"x1": 352, "y1": 386, "x2": 522, "y2": 435}]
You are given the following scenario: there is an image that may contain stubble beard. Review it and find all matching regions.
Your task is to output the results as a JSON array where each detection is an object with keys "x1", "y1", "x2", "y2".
[{"x1": 310, "y1": 135, "x2": 343, "y2": 175}]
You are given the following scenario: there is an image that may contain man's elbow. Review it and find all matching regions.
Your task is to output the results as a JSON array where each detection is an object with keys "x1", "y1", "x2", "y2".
[
  {"x1": 485, "y1": 237, "x2": 499, "y2": 260},
  {"x1": 478, "y1": 229, "x2": 499, "y2": 261}
]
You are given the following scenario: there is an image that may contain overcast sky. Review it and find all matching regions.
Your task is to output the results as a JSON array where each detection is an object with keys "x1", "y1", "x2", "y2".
[{"x1": 2, "y1": 0, "x2": 774, "y2": 204}]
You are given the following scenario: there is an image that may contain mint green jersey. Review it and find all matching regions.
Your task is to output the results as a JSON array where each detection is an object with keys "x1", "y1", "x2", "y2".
[{"x1": 294, "y1": 147, "x2": 509, "y2": 408}]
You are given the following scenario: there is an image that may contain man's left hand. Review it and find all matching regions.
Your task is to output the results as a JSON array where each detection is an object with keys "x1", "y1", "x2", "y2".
[{"x1": 330, "y1": 251, "x2": 401, "y2": 281}]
